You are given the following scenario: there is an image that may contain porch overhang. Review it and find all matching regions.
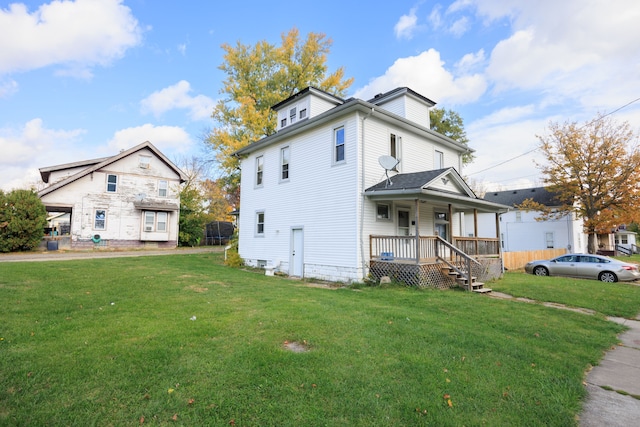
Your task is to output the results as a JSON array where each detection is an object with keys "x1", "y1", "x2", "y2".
[
  {"x1": 364, "y1": 188, "x2": 510, "y2": 213},
  {"x1": 133, "y1": 200, "x2": 180, "y2": 212}
]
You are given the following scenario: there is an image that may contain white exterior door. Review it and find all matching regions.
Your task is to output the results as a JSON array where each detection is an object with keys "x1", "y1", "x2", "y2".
[{"x1": 291, "y1": 228, "x2": 304, "y2": 277}]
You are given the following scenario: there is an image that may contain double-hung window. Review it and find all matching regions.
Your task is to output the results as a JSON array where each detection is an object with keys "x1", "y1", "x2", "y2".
[
  {"x1": 256, "y1": 156, "x2": 264, "y2": 187},
  {"x1": 390, "y1": 133, "x2": 401, "y2": 171},
  {"x1": 434, "y1": 150, "x2": 444, "y2": 169},
  {"x1": 256, "y1": 211, "x2": 265, "y2": 235},
  {"x1": 94, "y1": 209, "x2": 106, "y2": 230},
  {"x1": 289, "y1": 107, "x2": 297, "y2": 125},
  {"x1": 106, "y1": 174, "x2": 117, "y2": 192},
  {"x1": 158, "y1": 180, "x2": 168, "y2": 197},
  {"x1": 281, "y1": 146, "x2": 290, "y2": 181},
  {"x1": 334, "y1": 126, "x2": 345, "y2": 163},
  {"x1": 144, "y1": 212, "x2": 168, "y2": 232}
]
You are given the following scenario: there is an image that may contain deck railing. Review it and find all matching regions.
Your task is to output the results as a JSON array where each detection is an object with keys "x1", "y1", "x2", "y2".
[{"x1": 370, "y1": 235, "x2": 500, "y2": 262}]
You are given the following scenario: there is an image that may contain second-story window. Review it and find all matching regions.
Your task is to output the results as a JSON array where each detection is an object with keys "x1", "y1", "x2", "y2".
[
  {"x1": 299, "y1": 108, "x2": 307, "y2": 119},
  {"x1": 256, "y1": 156, "x2": 264, "y2": 187},
  {"x1": 390, "y1": 133, "x2": 401, "y2": 171},
  {"x1": 334, "y1": 126, "x2": 345, "y2": 163},
  {"x1": 158, "y1": 180, "x2": 168, "y2": 197},
  {"x1": 435, "y1": 150, "x2": 444, "y2": 169},
  {"x1": 281, "y1": 146, "x2": 290, "y2": 181},
  {"x1": 106, "y1": 174, "x2": 117, "y2": 192},
  {"x1": 290, "y1": 107, "x2": 297, "y2": 125}
]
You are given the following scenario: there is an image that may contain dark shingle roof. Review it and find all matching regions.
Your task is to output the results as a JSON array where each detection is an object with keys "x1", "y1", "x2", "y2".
[
  {"x1": 365, "y1": 169, "x2": 450, "y2": 192},
  {"x1": 483, "y1": 187, "x2": 562, "y2": 207}
]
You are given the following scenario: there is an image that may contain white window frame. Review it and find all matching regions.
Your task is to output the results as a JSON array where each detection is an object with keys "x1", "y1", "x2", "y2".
[
  {"x1": 434, "y1": 150, "x2": 444, "y2": 169},
  {"x1": 255, "y1": 156, "x2": 264, "y2": 187},
  {"x1": 334, "y1": 126, "x2": 345, "y2": 164},
  {"x1": 299, "y1": 108, "x2": 307, "y2": 120},
  {"x1": 139, "y1": 155, "x2": 151, "y2": 169},
  {"x1": 390, "y1": 133, "x2": 401, "y2": 171},
  {"x1": 289, "y1": 107, "x2": 297, "y2": 125},
  {"x1": 256, "y1": 211, "x2": 265, "y2": 236},
  {"x1": 281, "y1": 146, "x2": 290, "y2": 181},
  {"x1": 143, "y1": 211, "x2": 169, "y2": 233},
  {"x1": 94, "y1": 209, "x2": 107, "y2": 230},
  {"x1": 515, "y1": 211, "x2": 522, "y2": 222},
  {"x1": 376, "y1": 203, "x2": 391, "y2": 221},
  {"x1": 158, "y1": 180, "x2": 168, "y2": 197},
  {"x1": 545, "y1": 232, "x2": 554, "y2": 248},
  {"x1": 106, "y1": 174, "x2": 117, "y2": 193}
]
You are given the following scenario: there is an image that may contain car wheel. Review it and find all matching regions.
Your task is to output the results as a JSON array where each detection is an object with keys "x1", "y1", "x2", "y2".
[
  {"x1": 598, "y1": 272, "x2": 618, "y2": 283},
  {"x1": 533, "y1": 266, "x2": 549, "y2": 276}
]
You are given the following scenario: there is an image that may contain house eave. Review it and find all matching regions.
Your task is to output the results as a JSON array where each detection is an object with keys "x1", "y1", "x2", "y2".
[
  {"x1": 365, "y1": 188, "x2": 511, "y2": 213},
  {"x1": 234, "y1": 98, "x2": 472, "y2": 158}
]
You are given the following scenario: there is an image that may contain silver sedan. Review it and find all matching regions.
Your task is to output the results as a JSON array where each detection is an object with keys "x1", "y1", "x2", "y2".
[{"x1": 524, "y1": 253, "x2": 640, "y2": 282}]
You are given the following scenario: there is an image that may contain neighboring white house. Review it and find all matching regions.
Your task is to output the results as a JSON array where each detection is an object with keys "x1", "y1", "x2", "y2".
[
  {"x1": 481, "y1": 187, "x2": 588, "y2": 254},
  {"x1": 38, "y1": 141, "x2": 186, "y2": 249},
  {"x1": 234, "y1": 86, "x2": 509, "y2": 285}
]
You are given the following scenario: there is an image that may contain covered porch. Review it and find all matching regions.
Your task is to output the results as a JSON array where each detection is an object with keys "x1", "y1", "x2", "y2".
[{"x1": 364, "y1": 168, "x2": 509, "y2": 289}]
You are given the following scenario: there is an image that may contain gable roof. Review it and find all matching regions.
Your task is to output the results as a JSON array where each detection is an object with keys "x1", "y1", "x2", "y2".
[
  {"x1": 365, "y1": 167, "x2": 469, "y2": 194},
  {"x1": 364, "y1": 167, "x2": 510, "y2": 212},
  {"x1": 483, "y1": 187, "x2": 563, "y2": 207},
  {"x1": 234, "y1": 88, "x2": 471, "y2": 158},
  {"x1": 39, "y1": 157, "x2": 111, "y2": 184},
  {"x1": 368, "y1": 87, "x2": 436, "y2": 108},
  {"x1": 38, "y1": 141, "x2": 186, "y2": 197},
  {"x1": 270, "y1": 86, "x2": 345, "y2": 111}
]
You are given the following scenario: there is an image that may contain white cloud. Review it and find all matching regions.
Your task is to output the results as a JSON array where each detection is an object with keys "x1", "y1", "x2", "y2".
[
  {"x1": 140, "y1": 80, "x2": 214, "y2": 121},
  {"x1": 0, "y1": 119, "x2": 86, "y2": 191},
  {"x1": 0, "y1": 0, "x2": 143, "y2": 77},
  {"x1": 354, "y1": 49, "x2": 487, "y2": 105},
  {"x1": 106, "y1": 124, "x2": 193, "y2": 154},
  {"x1": 0, "y1": 78, "x2": 18, "y2": 98},
  {"x1": 448, "y1": 16, "x2": 470, "y2": 37},
  {"x1": 394, "y1": 7, "x2": 421, "y2": 40},
  {"x1": 427, "y1": 4, "x2": 443, "y2": 30}
]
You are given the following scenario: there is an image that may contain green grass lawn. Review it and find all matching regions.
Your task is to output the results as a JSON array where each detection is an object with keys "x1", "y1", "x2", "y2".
[{"x1": 0, "y1": 253, "x2": 636, "y2": 426}]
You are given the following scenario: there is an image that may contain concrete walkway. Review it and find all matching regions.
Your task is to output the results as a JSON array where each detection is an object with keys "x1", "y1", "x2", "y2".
[
  {"x1": 580, "y1": 315, "x2": 640, "y2": 426},
  {"x1": 488, "y1": 291, "x2": 640, "y2": 426}
]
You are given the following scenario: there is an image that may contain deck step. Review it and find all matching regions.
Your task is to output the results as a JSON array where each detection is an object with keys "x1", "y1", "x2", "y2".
[{"x1": 472, "y1": 288, "x2": 492, "y2": 293}]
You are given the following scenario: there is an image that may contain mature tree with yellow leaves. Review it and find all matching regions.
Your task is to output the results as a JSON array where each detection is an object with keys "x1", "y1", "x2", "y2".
[
  {"x1": 522, "y1": 114, "x2": 640, "y2": 254},
  {"x1": 206, "y1": 28, "x2": 353, "y2": 192}
]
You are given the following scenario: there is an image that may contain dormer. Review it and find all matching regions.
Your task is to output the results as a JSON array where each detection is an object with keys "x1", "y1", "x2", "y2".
[
  {"x1": 368, "y1": 87, "x2": 436, "y2": 128},
  {"x1": 273, "y1": 87, "x2": 344, "y2": 131}
]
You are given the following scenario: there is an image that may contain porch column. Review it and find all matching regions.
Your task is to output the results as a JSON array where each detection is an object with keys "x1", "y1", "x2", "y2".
[
  {"x1": 414, "y1": 199, "x2": 420, "y2": 264},
  {"x1": 473, "y1": 209, "x2": 478, "y2": 237}
]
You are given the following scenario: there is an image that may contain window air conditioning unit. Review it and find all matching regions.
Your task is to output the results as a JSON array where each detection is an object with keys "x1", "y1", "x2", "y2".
[{"x1": 145, "y1": 226, "x2": 153, "y2": 232}]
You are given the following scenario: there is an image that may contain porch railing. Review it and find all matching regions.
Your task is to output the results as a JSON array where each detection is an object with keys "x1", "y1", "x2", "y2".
[
  {"x1": 370, "y1": 235, "x2": 500, "y2": 262},
  {"x1": 435, "y1": 236, "x2": 481, "y2": 290},
  {"x1": 453, "y1": 237, "x2": 500, "y2": 256},
  {"x1": 369, "y1": 235, "x2": 438, "y2": 262}
]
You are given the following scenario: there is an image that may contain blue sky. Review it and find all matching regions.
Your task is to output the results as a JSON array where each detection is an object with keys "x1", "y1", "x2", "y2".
[{"x1": 2, "y1": 0, "x2": 640, "y2": 192}]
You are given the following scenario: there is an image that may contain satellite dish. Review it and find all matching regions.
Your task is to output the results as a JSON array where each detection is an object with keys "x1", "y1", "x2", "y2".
[
  {"x1": 378, "y1": 155, "x2": 399, "y2": 188},
  {"x1": 379, "y1": 155, "x2": 399, "y2": 171}
]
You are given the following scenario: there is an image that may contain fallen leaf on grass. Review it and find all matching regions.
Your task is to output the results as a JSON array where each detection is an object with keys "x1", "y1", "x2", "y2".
[
  {"x1": 171, "y1": 414, "x2": 178, "y2": 421},
  {"x1": 188, "y1": 398, "x2": 195, "y2": 405}
]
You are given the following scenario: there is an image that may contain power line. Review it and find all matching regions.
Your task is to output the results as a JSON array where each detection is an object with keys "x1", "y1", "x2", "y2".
[
  {"x1": 467, "y1": 147, "x2": 538, "y2": 176},
  {"x1": 466, "y1": 96, "x2": 640, "y2": 177}
]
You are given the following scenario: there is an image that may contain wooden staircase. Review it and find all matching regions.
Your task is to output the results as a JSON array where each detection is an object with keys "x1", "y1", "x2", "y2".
[{"x1": 441, "y1": 265, "x2": 492, "y2": 293}]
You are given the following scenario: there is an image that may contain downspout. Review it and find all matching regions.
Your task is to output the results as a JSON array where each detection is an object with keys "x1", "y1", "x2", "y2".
[{"x1": 359, "y1": 108, "x2": 374, "y2": 279}]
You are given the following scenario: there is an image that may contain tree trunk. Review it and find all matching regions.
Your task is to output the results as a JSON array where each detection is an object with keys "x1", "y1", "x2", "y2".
[{"x1": 587, "y1": 232, "x2": 597, "y2": 254}]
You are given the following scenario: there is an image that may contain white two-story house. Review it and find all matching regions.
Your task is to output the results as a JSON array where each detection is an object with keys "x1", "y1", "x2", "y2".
[
  {"x1": 234, "y1": 87, "x2": 509, "y2": 287},
  {"x1": 38, "y1": 141, "x2": 186, "y2": 249}
]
